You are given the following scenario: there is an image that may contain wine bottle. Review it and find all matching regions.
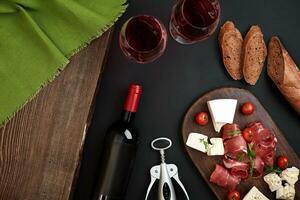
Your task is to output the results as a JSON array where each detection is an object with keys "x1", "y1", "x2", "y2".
[{"x1": 93, "y1": 84, "x2": 142, "y2": 200}]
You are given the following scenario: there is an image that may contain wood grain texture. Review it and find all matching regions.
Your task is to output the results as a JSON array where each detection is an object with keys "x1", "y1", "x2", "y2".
[
  {"x1": 182, "y1": 87, "x2": 300, "y2": 200},
  {"x1": 0, "y1": 29, "x2": 113, "y2": 200}
]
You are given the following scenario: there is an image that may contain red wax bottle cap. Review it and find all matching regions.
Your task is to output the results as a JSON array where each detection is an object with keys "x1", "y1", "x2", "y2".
[{"x1": 124, "y1": 84, "x2": 142, "y2": 112}]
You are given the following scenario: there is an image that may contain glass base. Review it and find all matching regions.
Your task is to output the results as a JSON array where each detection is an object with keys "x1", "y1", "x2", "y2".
[{"x1": 169, "y1": 22, "x2": 195, "y2": 45}]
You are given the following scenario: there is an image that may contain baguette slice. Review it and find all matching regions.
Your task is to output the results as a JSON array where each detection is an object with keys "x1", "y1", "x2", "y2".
[
  {"x1": 243, "y1": 25, "x2": 267, "y2": 85},
  {"x1": 267, "y1": 37, "x2": 300, "y2": 114},
  {"x1": 219, "y1": 21, "x2": 243, "y2": 80}
]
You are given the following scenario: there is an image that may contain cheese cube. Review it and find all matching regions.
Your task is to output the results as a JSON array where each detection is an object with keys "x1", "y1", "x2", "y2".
[
  {"x1": 276, "y1": 183, "x2": 295, "y2": 200},
  {"x1": 207, "y1": 99, "x2": 237, "y2": 132},
  {"x1": 243, "y1": 186, "x2": 269, "y2": 200},
  {"x1": 264, "y1": 173, "x2": 282, "y2": 192},
  {"x1": 207, "y1": 138, "x2": 224, "y2": 156},
  {"x1": 186, "y1": 132, "x2": 208, "y2": 153},
  {"x1": 280, "y1": 167, "x2": 299, "y2": 185}
]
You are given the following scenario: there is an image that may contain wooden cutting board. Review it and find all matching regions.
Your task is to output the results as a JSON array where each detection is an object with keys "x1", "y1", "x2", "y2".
[{"x1": 182, "y1": 87, "x2": 300, "y2": 200}]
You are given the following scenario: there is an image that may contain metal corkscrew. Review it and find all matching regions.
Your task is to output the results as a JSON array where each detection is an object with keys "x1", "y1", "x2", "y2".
[{"x1": 145, "y1": 137, "x2": 190, "y2": 200}]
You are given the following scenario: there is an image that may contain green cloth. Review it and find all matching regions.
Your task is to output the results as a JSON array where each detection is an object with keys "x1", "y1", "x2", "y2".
[{"x1": 0, "y1": 0, "x2": 126, "y2": 126}]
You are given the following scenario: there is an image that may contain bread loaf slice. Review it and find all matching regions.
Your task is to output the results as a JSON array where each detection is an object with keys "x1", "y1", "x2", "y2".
[
  {"x1": 243, "y1": 26, "x2": 267, "y2": 85},
  {"x1": 219, "y1": 21, "x2": 243, "y2": 80},
  {"x1": 267, "y1": 37, "x2": 300, "y2": 114}
]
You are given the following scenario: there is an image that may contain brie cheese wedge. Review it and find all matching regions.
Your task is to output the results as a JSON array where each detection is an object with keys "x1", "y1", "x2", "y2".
[
  {"x1": 186, "y1": 132, "x2": 208, "y2": 153},
  {"x1": 280, "y1": 166, "x2": 299, "y2": 186},
  {"x1": 276, "y1": 183, "x2": 295, "y2": 200},
  {"x1": 243, "y1": 186, "x2": 269, "y2": 200},
  {"x1": 264, "y1": 173, "x2": 283, "y2": 192},
  {"x1": 207, "y1": 99, "x2": 237, "y2": 132},
  {"x1": 207, "y1": 138, "x2": 224, "y2": 156}
]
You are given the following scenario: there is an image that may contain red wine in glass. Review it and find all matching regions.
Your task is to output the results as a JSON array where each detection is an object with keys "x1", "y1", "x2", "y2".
[
  {"x1": 170, "y1": 0, "x2": 221, "y2": 44},
  {"x1": 119, "y1": 15, "x2": 167, "y2": 64}
]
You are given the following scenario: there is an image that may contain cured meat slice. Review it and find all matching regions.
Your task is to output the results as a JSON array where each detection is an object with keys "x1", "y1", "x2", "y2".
[
  {"x1": 223, "y1": 155, "x2": 249, "y2": 179},
  {"x1": 222, "y1": 123, "x2": 241, "y2": 141},
  {"x1": 253, "y1": 129, "x2": 276, "y2": 147},
  {"x1": 253, "y1": 143, "x2": 276, "y2": 166},
  {"x1": 224, "y1": 135, "x2": 247, "y2": 159},
  {"x1": 247, "y1": 121, "x2": 265, "y2": 134},
  {"x1": 210, "y1": 164, "x2": 229, "y2": 187},
  {"x1": 252, "y1": 156, "x2": 265, "y2": 177},
  {"x1": 210, "y1": 164, "x2": 241, "y2": 190},
  {"x1": 223, "y1": 154, "x2": 249, "y2": 168},
  {"x1": 248, "y1": 121, "x2": 277, "y2": 166},
  {"x1": 231, "y1": 164, "x2": 249, "y2": 179}
]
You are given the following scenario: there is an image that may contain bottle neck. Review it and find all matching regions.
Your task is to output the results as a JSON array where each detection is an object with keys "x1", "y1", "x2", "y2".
[
  {"x1": 121, "y1": 110, "x2": 136, "y2": 124},
  {"x1": 122, "y1": 84, "x2": 142, "y2": 124}
]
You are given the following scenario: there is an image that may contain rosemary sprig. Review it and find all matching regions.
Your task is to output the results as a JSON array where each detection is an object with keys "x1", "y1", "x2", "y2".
[
  {"x1": 247, "y1": 144, "x2": 256, "y2": 158},
  {"x1": 265, "y1": 165, "x2": 283, "y2": 174},
  {"x1": 199, "y1": 138, "x2": 208, "y2": 150},
  {"x1": 249, "y1": 157, "x2": 254, "y2": 177},
  {"x1": 247, "y1": 144, "x2": 256, "y2": 177},
  {"x1": 237, "y1": 154, "x2": 245, "y2": 162},
  {"x1": 226, "y1": 130, "x2": 241, "y2": 136}
]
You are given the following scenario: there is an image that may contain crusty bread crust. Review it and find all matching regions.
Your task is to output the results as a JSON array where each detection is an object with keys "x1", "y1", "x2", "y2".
[
  {"x1": 219, "y1": 21, "x2": 243, "y2": 80},
  {"x1": 243, "y1": 25, "x2": 267, "y2": 85},
  {"x1": 267, "y1": 37, "x2": 300, "y2": 114}
]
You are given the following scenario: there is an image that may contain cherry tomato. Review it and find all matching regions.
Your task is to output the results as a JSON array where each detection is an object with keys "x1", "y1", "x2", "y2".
[
  {"x1": 241, "y1": 102, "x2": 255, "y2": 115},
  {"x1": 242, "y1": 128, "x2": 254, "y2": 143},
  {"x1": 228, "y1": 190, "x2": 240, "y2": 200},
  {"x1": 195, "y1": 112, "x2": 209, "y2": 126},
  {"x1": 277, "y1": 155, "x2": 289, "y2": 170}
]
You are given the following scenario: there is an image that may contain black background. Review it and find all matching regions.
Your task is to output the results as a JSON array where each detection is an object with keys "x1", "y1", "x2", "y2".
[{"x1": 74, "y1": 0, "x2": 300, "y2": 199}]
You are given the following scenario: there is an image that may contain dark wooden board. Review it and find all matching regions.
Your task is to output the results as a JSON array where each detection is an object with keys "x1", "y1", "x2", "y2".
[
  {"x1": 0, "y1": 30, "x2": 113, "y2": 200},
  {"x1": 182, "y1": 87, "x2": 300, "y2": 200}
]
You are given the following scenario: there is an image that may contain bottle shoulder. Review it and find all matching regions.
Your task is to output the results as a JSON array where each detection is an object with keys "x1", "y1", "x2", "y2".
[{"x1": 107, "y1": 121, "x2": 138, "y2": 143}]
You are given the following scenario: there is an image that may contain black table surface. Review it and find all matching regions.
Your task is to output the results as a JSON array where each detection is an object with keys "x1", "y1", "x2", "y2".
[{"x1": 74, "y1": 0, "x2": 300, "y2": 199}]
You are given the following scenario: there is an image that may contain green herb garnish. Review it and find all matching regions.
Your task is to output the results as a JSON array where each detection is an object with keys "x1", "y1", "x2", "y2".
[
  {"x1": 265, "y1": 165, "x2": 283, "y2": 175},
  {"x1": 226, "y1": 130, "x2": 241, "y2": 136},
  {"x1": 237, "y1": 154, "x2": 245, "y2": 162},
  {"x1": 199, "y1": 138, "x2": 208, "y2": 150},
  {"x1": 247, "y1": 144, "x2": 256, "y2": 177},
  {"x1": 249, "y1": 157, "x2": 254, "y2": 177},
  {"x1": 247, "y1": 144, "x2": 256, "y2": 158}
]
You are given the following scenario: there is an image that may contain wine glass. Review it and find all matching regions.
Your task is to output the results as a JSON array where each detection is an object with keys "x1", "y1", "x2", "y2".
[
  {"x1": 119, "y1": 15, "x2": 167, "y2": 64},
  {"x1": 169, "y1": 0, "x2": 221, "y2": 44}
]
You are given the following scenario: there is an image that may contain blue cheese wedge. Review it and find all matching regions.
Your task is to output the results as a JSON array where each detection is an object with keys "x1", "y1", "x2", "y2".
[
  {"x1": 207, "y1": 99, "x2": 237, "y2": 132},
  {"x1": 186, "y1": 132, "x2": 208, "y2": 153},
  {"x1": 276, "y1": 183, "x2": 295, "y2": 200},
  {"x1": 280, "y1": 167, "x2": 299, "y2": 186},
  {"x1": 264, "y1": 173, "x2": 283, "y2": 192},
  {"x1": 207, "y1": 138, "x2": 224, "y2": 156},
  {"x1": 243, "y1": 186, "x2": 269, "y2": 200}
]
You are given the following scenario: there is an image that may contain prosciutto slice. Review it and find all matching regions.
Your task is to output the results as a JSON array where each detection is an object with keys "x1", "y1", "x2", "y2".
[
  {"x1": 210, "y1": 164, "x2": 241, "y2": 190},
  {"x1": 223, "y1": 155, "x2": 249, "y2": 179},
  {"x1": 247, "y1": 121, "x2": 264, "y2": 134},
  {"x1": 222, "y1": 123, "x2": 241, "y2": 141},
  {"x1": 252, "y1": 156, "x2": 265, "y2": 177},
  {"x1": 249, "y1": 122, "x2": 277, "y2": 166},
  {"x1": 224, "y1": 135, "x2": 247, "y2": 159},
  {"x1": 253, "y1": 144, "x2": 276, "y2": 166}
]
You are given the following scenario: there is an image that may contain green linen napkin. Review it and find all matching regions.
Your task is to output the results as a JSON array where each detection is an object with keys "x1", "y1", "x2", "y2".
[{"x1": 0, "y1": 0, "x2": 126, "y2": 126}]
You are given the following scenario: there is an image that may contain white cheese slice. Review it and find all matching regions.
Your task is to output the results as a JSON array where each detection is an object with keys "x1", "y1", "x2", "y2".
[
  {"x1": 243, "y1": 186, "x2": 269, "y2": 200},
  {"x1": 276, "y1": 183, "x2": 295, "y2": 200},
  {"x1": 207, "y1": 99, "x2": 237, "y2": 132},
  {"x1": 186, "y1": 132, "x2": 208, "y2": 153},
  {"x1": 280, "y1": 166, "x2": 299, "y2": 185},
  {"x1": 207, "y1": 138, "x2": 224, "y2": 156},
  {"x1": 264, "y1": 173, "x2": 282, "y2": 192}
]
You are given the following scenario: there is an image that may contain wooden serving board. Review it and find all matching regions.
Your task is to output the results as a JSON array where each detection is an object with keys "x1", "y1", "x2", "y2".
[{"x1": 182, "y1": 87, "x2": 300, "y2": 200}]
